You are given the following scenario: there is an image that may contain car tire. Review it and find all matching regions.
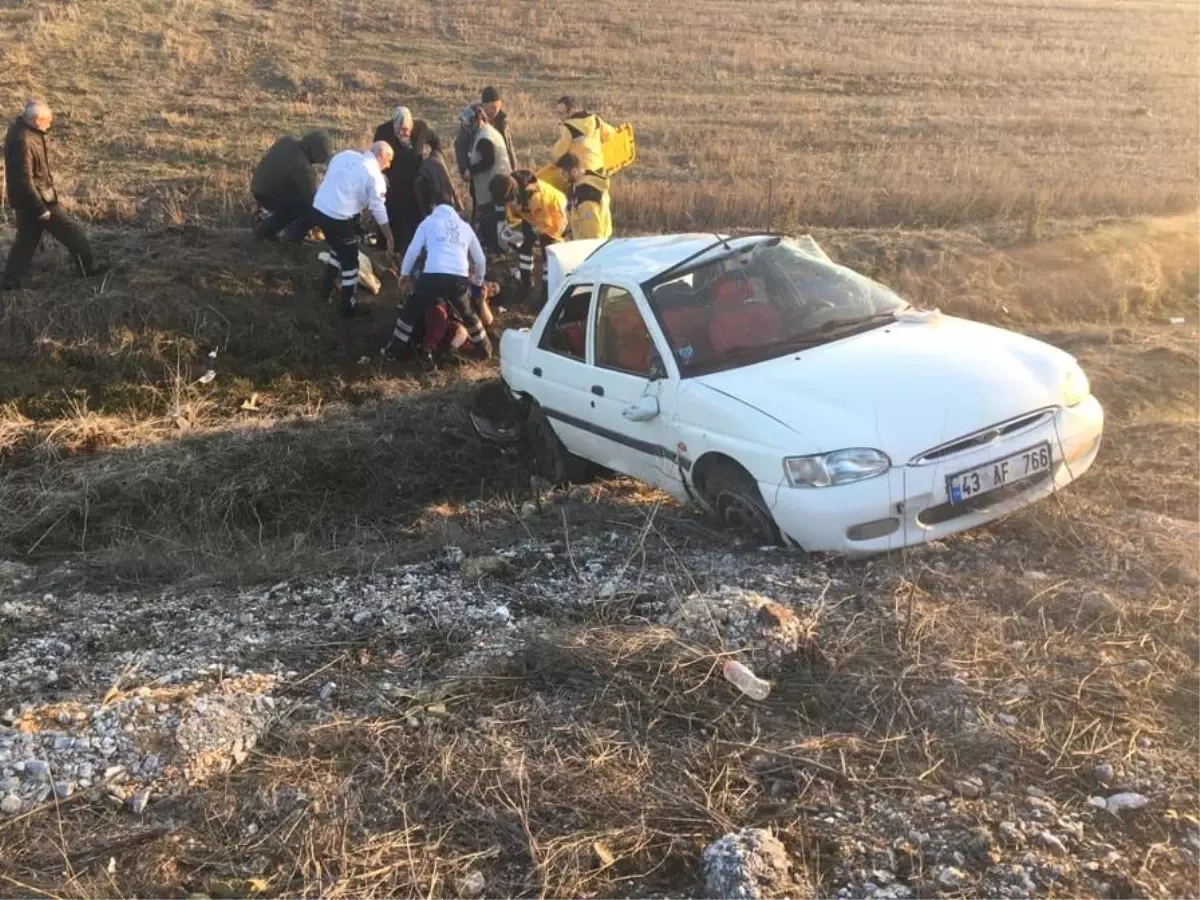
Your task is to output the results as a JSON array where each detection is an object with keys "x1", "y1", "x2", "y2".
[
  {"x1": 527, "y1": 404, "x2": 594, "y2": 485},
  {"x1": 705, "y1": 461, "x2": 783, "y2": 546}
]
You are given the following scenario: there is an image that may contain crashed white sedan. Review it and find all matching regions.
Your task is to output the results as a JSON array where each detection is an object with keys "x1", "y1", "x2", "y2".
[{"x1": 474, "y1": 234, "x2": 1104, "y2": 555}]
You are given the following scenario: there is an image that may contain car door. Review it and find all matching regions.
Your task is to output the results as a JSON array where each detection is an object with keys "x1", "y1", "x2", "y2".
[
  {"x1": 525, "y1": 282, "x2": 604, "y2": 462},
  {"x1": 586, "y1": 284, "x2": 685, "y2": 493}
]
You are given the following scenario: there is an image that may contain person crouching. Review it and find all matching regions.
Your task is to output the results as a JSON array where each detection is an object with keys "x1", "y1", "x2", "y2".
[{"x1": 384, "y1": 190, "x2": 492, "y2": 362}]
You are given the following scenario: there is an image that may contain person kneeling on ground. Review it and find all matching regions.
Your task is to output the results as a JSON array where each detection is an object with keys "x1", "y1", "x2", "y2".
[
  {"x1": 251, "y1": 130, "x2": 332, "y2": 243},
  {"x1": 384, "y1": 193, "x2": 491, "y2": 362},
  {"x1": 489, "y1": 170, "x2": 566, "y2": 293},
  {"x1": 3, "y1": 100, "x2": 108, "y2": 290},
  {"x1": 312, "y1": 141, "x2": 395, "y2": 317}
]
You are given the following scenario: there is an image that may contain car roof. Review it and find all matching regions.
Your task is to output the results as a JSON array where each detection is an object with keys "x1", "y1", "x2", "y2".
[{"x1": 564, "y1": 233, "x2": 772, "y2": 284}]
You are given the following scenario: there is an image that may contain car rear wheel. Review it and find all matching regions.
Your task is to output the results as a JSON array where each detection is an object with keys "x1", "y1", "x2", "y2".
[
  {"x1": 527, "y1": 404, "x2": 595, "y2": 485},
  {"x1": 705, "y1": 461, "x2": 783, "y2": 546}
]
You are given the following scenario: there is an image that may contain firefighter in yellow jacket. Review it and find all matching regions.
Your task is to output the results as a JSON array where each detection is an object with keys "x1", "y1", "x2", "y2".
[
  {"x1": 490, "y1": 170, "x2": 567, "y2": 290},
  {"x1": 556, "y1": 152, "x2": 612, "y2": 240}
]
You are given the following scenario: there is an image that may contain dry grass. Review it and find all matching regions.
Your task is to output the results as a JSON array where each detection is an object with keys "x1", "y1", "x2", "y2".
[
  {"x1": 0, "y1": 0, "x2": 1196, "y2": 897},
  {"x1": 0, "y1": 0, "x2": 1196, "y2": 230}
]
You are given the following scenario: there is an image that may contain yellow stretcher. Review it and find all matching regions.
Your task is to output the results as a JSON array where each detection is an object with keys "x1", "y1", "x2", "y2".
[{"x1": 537, "y1": 123, "x2": 636, "y2": 192}]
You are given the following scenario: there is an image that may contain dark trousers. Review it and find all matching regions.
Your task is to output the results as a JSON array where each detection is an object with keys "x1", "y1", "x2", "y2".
[
  {"x1": 3, "y1": 205, "x2": 94, "y2": 283},
  {"x1": 390, "y1": 273, "x2": 490, "y2": 356},
  {"x1": 314, "y1": 210, "x2": 360, "y2": 312},
  {"x1": 254, "y1": 190, "x2": 315, "y2": 243},
  {"x1": 518, "y1": 222, "x2": 558, "y2": 287},
  {"x1": 477, "y1": 203, "x2": 502, "y2": 253}
]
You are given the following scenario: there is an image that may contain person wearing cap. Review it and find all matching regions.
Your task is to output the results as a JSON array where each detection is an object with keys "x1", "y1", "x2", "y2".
[
  {"x1": 251, "y1": 129, "x2": 333, "y2": 243},
  {"x1": 489, "y1": 170, "x2": 566, "y2": 291},
  {"x1": 480, "y1": 86, "x2": 518, "y2": 170},
  {"x1": 312, "y1": 141, "x2": 395, "y2": 317},
  {"x1": 384, "y1": 185, "x2": 492, "y2": 362},
  {"x1": 457, "y1": 104, "x2": 511, "y2": 253},
  {"x1": 3, "y1": 100, "x2": 107, "y2": 290},
  {"x1": 373, "y1": 105, "x2": 423, "y2": 253},
  {"x1": 557, "y1": 152, "x2": 612, "y2": 240}
]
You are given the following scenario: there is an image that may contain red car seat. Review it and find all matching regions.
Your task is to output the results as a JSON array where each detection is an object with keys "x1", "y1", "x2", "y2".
[{"x1": 708, "y1": 274, "x2": 782, "y2": 355}]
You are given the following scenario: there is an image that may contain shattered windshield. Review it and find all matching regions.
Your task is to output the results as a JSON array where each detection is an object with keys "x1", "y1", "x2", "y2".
[{"x1": 644, "y1": 239, "x2": 908, "y2": 376}]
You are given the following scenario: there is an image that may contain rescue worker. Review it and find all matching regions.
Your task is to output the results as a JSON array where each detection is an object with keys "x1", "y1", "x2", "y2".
[
  {"x1": 411, "y1": 120, "x2": 462, "y2": 218},
  {"x1": 489, "y1": 170, "x2": 566, "y2": 291},
  {"x1": 312, "y1": 141, "x2": 395, "y2": 317},
  {"x1": 250, "y1": 129, "x2": 332, "y2": 243},
  {"x1": 557, "y1": 152, "x2": 612, "y2": 239},
  {"x1": 542, "y1": 95, "x2": 615, "y2": 192},
  {"x1": 3, "y1": 100, "x2": 108, "y2": 290},
  {"x1": 384, "y1": 187, "x2": 491, "y2": 361},
  {"x1": 372, "y1": 106, "x2": 423, "y2": 253},
  {"x1": 480, "y1": 86, "x2": 518, "y2": 171},
  {"x1": 462, "y1": 104, "x2": 511, "y2": 253}
]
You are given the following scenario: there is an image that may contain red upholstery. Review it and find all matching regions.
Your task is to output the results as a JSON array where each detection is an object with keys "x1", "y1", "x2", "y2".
[
  {"x1": 560, "y1": 321, "x2": 586, "y2": 358},
  {"x1": 660, "y1": 306, "x2": 710, "y2": 350},
  {"x1": 604, "y1": 304, "x2": 652, "y2": 372},
  {"x1": 708, "y1": 275, "x2": 782, "y2": 355}
]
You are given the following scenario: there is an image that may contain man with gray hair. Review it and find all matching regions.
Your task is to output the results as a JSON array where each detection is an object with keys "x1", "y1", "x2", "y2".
[
  {"x1": 312, "y1": 141, "x2": 395, "y2": 317},
  {"x1": 373, "y1": 105, "x2": 422, "y2": 253},
  {"x1": 3, "y1": 100, "x2": 106, "y2": 290}
]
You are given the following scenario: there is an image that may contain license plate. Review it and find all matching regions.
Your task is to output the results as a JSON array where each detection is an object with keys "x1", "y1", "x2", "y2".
[{"x1": 948, "y1": 442, "x2": 1052, "y2": 504}]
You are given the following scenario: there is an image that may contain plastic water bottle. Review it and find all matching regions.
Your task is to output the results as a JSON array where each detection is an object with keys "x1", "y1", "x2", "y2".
[{"x1": 722, "y1": 659, "x2": 771, "y2": 700}]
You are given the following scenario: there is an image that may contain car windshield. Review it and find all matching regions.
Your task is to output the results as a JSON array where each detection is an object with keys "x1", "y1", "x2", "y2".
[{"x1": 644, "y1": 238, "x2": 909, "y2": 376}]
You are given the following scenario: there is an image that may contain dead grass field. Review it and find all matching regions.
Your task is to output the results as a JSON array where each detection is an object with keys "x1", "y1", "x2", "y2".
[
  {"x1": 0, "y1": 0, "x2": 1197, "y2": 898},
  {"x1": 0, "y1": 0, "x2": 1196, "y2": 230}
]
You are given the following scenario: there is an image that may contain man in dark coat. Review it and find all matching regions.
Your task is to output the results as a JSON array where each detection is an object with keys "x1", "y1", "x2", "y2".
[
  {"x1": 411, "y1": 120, "x2": 463, "y2": 219},
  {"x1": 372, "y1": 106, "x2": 423, "y2": 254},
  {"x1": 3, "y1": 100, "x2": 106, "y2": 290},
  {"x1": 250, "y1": 129, "x2": 332, "y2": 242}
]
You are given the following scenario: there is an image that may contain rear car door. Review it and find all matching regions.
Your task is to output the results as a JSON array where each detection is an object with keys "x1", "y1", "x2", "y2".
[
  {"x1": 526, "y1": 283, "x2": 603, "y2": 461},
  {"x1": 586, "y1": 284, "x2": 684, "y2": 492}
]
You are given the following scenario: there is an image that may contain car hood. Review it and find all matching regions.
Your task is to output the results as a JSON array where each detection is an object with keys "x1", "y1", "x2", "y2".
[{"x1": 693, "y1": 313, "x2": 1075, "y2": 463}]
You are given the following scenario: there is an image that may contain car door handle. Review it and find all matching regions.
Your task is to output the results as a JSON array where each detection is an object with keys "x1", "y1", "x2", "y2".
[
  {"x1": 532, "y1": 367, "x2": 542, "y2": 377},
  {"x1": 591, "y1": 385, "x2": 604, "y2": 396}
]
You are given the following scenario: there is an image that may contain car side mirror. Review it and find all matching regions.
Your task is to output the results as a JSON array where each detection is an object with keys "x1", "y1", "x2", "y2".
[{"x1": 622, "y1": 395, "x2": 660, "y2": 422}]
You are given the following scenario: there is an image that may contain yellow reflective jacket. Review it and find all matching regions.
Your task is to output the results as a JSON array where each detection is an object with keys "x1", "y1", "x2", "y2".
[
  {"x1": 567, "y1": 173, "x2": 612, "y2": 240},
  {"x1": 551, "y1": 111, "x2": 616, "y2": 175},
  {"x1": 504, "y1": 179, "x2": 568, "y2": 240}
]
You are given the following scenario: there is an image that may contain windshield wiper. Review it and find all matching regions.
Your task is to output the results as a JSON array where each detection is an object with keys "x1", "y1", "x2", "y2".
[{"x1": 814, "y1": 309, "x2": 903, "y2": 334}]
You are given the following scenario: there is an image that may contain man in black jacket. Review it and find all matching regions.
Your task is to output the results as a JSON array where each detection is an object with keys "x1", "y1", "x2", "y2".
[
  {"x1": 251, "y1": 129, "x2": 332, "y2": 242},
  {"x1": 3, "y1": 101, "x2": 105, "y2": 290},
  {"x1": 372, "y1": 106, "x2": 423, "y2": 254}
]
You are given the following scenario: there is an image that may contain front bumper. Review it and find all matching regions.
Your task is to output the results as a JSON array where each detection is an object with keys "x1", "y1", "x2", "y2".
[{"x1": 762, "y1": 397, "x2": 1104, "y2": 556}]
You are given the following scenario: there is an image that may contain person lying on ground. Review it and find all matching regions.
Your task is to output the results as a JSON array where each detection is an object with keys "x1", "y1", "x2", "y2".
[
  {"x1": 419, "y1": 280, "x2": 500, "y2": 362},
  {"x1": 312, "y1": 141, "x2": 394, "y2": 317},
  {"x1": 251, "y1": 129, "x2": 332, "y2": 243},
  {"x1": 383, "y1": 191, "x2": 491, "y2": 362},
  {"x1": 3, "y1": 100, "x2": 108, "y2": 291}
]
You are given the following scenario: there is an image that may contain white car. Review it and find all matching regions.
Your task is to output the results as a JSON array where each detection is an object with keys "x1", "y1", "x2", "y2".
[{"x1": 476, "y1": 234, "x2": 1104, "y2": 556}]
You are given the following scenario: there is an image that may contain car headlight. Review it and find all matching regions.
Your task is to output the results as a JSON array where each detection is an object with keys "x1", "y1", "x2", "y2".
[
  {"x1": 1062, "y1": 366, "x2": 1090, "y2": 407},
  {"x1": 783, "y1": 448, "x2": 891, "y2": 488}
]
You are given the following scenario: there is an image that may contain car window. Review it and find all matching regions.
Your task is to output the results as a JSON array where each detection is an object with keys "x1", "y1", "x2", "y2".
[
  {"x1": 538, "y1": 284, "x2": 593, "y2": 361},
  {"x1": 644, "y1": 238, "x2": 908, "y2": 376},
  {"x1": 594, "y1": 285, "x2": 656, "y2": 376}
]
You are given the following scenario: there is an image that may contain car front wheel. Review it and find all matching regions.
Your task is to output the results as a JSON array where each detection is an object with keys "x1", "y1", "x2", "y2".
[
  {"x1": 704, "y1": 461, "x2": 783, "y2": 546},
  {"x1": 527, "y1": 404, "x2": 594, "y2": 485}
]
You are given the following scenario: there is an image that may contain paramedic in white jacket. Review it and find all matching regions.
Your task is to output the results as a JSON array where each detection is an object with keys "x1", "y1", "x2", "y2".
[
  {"x1": 385, "y1": 190, "x2": 491, "y2": 360},
  {"x1": 312, "y1": 141, "x2": 394, "y2": 316}
]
